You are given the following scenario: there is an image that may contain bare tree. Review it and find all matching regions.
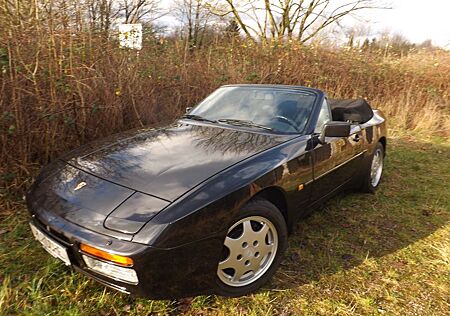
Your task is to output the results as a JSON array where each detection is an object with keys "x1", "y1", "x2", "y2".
[
  {"x1": 118, "y1": 0, "x2": 162, "y2": 23},
  {"x1": 216, "y1": 0, "x2": 387, "y2": 44},
  {"x1": 81, "y1": 0, "x2": 166, "y2": 38},
  {"x1": 87, "y1": 0, "x2": 164, "y2": 29},
  {"x1": 86, "y1": 0, "x2": 115, "y2": 34},
  {"x1": 173, "y1": 0, "x2": 223, "y2": 49},
  {"x1": 343, "y1": 23, "x2": 373, "y2": 48}
]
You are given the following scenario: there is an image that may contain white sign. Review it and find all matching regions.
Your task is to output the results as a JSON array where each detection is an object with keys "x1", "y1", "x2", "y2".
[{"x1": 118, "y1": 24, "x2": 143, "y2": 50}]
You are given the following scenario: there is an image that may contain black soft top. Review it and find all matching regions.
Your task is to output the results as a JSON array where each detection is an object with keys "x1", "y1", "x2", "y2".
[{"x1": 328, "y1": 98, "x2": 374, "y2": 124}]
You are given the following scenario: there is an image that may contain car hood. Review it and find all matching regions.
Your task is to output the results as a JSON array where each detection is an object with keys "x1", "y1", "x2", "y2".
[
  {"x1": 28, "y1": 123, "x2": 290, "y2": 237},
  {"x1": 62, "y1": 122, "x2": 288, "y2": 202}
]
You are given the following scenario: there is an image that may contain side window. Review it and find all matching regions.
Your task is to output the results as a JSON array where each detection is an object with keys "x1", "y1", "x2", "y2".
[{"x1": 315, "y1": 100, "x2": 331, "y2": 133}]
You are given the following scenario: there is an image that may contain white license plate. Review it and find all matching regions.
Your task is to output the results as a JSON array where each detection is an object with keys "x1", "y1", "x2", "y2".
[{"x1": 30, "y1": 223, "x2": 71, "y2": 266}]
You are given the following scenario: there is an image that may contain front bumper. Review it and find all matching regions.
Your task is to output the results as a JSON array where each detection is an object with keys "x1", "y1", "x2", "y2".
[{"x1": 30, "y1": 213, "x2": 224, "y2": 299}]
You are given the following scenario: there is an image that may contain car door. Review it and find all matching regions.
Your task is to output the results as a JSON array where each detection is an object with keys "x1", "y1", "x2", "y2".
[{"x1": 310, "y1": 100, "x2": 365, "y2": 202}]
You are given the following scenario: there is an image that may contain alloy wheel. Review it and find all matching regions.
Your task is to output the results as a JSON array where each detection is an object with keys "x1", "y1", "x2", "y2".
[
  {"x1": 370, "y1": 148, "x2": 383, "y2": 187},
  {"x1": 217, "y1": 216, "x2": 278, "y2": 287}
]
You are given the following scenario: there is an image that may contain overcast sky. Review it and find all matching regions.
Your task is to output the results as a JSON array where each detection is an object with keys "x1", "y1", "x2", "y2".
[{"x1": 361, "y1": 0, "x2": 449, "y2": 47}]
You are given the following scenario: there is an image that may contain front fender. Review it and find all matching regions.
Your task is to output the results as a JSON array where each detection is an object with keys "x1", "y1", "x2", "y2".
[{"x1": 133, "y1": 135, "x2": 311, "y2": 247}]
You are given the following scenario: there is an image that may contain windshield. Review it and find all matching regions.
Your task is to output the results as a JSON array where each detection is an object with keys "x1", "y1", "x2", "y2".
[{"x1": 188, "y1": 86, "x2": 316, "y2": 133}]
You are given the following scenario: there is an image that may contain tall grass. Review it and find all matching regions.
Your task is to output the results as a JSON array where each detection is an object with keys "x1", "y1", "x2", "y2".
[{"x1": 0, "y1": 9, "x2": 449, "y2": 199}]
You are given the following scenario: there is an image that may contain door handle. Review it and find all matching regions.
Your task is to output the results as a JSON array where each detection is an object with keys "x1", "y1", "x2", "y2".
[{"x1": 352, "y1": 134, "x2": 360, "y2": 142}]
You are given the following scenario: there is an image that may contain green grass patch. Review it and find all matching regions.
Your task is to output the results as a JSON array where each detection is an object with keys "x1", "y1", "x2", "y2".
[{"x1": 1, "y1": 136, "x2": 449, "y2": 315}]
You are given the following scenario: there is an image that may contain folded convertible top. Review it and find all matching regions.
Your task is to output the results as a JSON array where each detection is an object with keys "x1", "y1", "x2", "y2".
[{"x1": 328, "y1": 98, "x2": 374, "y2": 124}]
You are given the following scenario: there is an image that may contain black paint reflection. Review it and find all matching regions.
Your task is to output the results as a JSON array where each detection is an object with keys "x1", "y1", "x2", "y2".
[{"x1": 65, "y1": 123, "x2": 289, "y2": 201}]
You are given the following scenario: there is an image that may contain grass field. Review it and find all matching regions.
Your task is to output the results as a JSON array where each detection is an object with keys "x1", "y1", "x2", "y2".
[{"x1": 1, "y1": 135, "x2": 449, "y2": 316}]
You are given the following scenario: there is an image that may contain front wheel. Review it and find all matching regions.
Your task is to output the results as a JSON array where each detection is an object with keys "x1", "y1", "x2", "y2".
[
  {"x1": 360, "y1": 142, "x2": 384, "y2": 193},
  {"x1": 215, "y1": 199, "x2": 288, "y2": 297}
]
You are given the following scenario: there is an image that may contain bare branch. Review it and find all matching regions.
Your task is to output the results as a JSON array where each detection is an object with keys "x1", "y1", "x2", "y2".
[{"x1": 218, "y1": 0, "x2": 389, "y2": 44}]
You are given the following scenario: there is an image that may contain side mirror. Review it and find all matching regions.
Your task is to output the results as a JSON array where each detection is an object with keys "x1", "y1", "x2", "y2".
[
  {"x1": 185, "y1": 107, "x2": 192, "y2": 113},
  {"x1": 319, "y1": 121, "x2": 351, "y2": 143}
]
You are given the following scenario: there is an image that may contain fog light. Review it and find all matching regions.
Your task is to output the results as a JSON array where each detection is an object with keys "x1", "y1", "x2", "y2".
[{"x1": 82, "y1": 255, "x2": 138, "y2": 284}]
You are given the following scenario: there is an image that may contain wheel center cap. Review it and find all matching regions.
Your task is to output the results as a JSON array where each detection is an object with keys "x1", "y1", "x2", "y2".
[{"x1": 244, "y1": 247, "x2": 254, "y2": 258}]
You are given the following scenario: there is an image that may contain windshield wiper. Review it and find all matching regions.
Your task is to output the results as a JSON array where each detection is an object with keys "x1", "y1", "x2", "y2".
[
  {"x1": 218, "y1": 119, "x2": 273, "y2": 131},
  {"x1": 181, "y1": 114, "x2": 217, "y2": 124}
]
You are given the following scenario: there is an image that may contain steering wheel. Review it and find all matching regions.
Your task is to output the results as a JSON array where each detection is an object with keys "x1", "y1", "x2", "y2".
[{"x1": 271, "y1": 115, "x2": 300, "y2": 132}]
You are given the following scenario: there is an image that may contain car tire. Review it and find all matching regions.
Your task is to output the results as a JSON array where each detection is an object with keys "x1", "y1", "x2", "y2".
[
  {"x1": 360, "y1": 142, "x2": 384, "y2": 193},
  {"x1": 215, "y1": 198, "x2": 288, "y2": 297}
]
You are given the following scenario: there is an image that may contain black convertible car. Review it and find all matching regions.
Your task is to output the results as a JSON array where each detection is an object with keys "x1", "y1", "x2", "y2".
[{"x1": 27, "y1": 84, "x2": 386, "y2": 298}]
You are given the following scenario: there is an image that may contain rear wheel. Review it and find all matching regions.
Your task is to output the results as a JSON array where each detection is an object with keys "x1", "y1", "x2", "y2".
[
  {"x1": 215, "y1": 199, "x2": 287, "y2": 296},
  {"x1": 360, "y1": 142, "x2": 384, "y2": 193}
]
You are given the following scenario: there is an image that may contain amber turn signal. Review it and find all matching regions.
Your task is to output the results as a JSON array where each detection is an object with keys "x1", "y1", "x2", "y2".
[{"x1": 80, "y1": 243, "x2": 133, "y2": 267}]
